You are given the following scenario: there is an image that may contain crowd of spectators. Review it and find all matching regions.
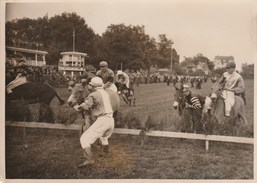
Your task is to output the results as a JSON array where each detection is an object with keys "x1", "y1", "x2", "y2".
[{"x1": 6, "y1": 57, "x2": 209, "y2": 89}]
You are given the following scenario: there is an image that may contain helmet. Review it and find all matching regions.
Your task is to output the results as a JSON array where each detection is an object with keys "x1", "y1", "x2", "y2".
[
  {"x1": 117, "y1": 70, "x2": 123, "y2": 75},
  {"x1": 68, "y1": 80, "x2": 75, "y2": 86},
  {"x1": 226, "y1": 62, "x2": 236, "y2": 68},
  {"x1": 81, "y1": 78, "x2": 87, "y2": 83},
  {"x1": 89, "y1": 77, "x2": 103, "y2": 87},
  {"x1": 182, "y1": 84, "x2": 190, "y2": 92},
  {"x1": 99, "y1": 61, "x2": 108, "y2": 67}
]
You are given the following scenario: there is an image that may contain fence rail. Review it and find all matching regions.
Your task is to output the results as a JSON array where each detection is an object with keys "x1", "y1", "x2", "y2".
[{"x1": 6, "y1": 121, "x2": 254, "y2": 151}]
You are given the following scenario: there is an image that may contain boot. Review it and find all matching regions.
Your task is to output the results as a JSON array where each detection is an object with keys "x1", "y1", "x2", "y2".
[{"x1": 100, "y1": 145, "x2": 109, "y2": 157}]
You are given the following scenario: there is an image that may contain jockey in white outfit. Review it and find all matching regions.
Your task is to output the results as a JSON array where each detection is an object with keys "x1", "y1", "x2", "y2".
[
  {"x1": 116, "y1": 70, "x2": 131, "y2": 93},
  {"x1": 74, "y1": 77, "x2": 114, "y2": 167},
  {"x1": 218, "y1": 62, "x2": 245, "y2": 117}
]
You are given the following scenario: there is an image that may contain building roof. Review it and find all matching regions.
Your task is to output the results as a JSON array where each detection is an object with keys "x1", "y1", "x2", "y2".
[
  {"x1": 6, "y1": 46, "x2": 48, "y2": 55},
  {"x1": 60, "y1": 51, "x2": 88, "y2": 57},
  {"x1": 214, "y1": 56, "x2": 234, "y2": 60},
  {"x1": 186, "y1": 63, "x2": 196, "y2": 68}
]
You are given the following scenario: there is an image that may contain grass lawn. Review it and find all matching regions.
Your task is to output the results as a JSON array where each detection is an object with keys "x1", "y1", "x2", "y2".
[{"x1": 5, "y1": 79, "x2": 254, "y2": 179}]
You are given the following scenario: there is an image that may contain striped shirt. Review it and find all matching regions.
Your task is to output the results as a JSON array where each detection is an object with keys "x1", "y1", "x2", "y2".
[{"x1": 185, "y1": 92, "x2": 202, "y2": 109}]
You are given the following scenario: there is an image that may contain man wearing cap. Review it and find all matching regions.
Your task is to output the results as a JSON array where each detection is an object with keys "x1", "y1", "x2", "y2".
[
  {"x1": 68, "y1": 80, "x2": 75, "y2": 91},
  {"x1": 116, "y1": 70, "x2": 132, "y2": 103},
  {"x1": 182, "y1": 84, "x2": 204, "y2": 132},
  {"x1": 182, "y1": 84, "x2": 202, "y2": 110},
  {"x1": 96, "y1": 61, "x2": 117, "y2": 92},
  {"x1": 218, "y1": 62, "x2": 245, "y2": 117},
  {"x1": 73, "y1": 77, "x2": 114, "y2": 167}
]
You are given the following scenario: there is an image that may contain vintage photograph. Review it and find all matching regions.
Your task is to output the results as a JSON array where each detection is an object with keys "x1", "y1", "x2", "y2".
[{"x1": 1, "y1": 0, "x2": 256, "y2": 182}]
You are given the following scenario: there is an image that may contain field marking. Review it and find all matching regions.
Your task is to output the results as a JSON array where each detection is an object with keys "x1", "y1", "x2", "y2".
[{"x1": 6, "y1": 121, "x2": 254, "y2": 150}]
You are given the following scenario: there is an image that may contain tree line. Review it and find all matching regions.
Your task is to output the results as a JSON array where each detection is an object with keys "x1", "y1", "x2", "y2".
[
  {"x1": 6, "y1": 12, "x2": 179, "y2": 71},
  {"x1": 6, "y1": 12, "x2": 253, "y2": 78}
]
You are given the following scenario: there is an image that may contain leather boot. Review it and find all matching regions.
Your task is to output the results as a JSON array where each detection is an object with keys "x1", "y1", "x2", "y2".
[{"x1": 101, "y1": 145, "x2": 109, "y2": 157}]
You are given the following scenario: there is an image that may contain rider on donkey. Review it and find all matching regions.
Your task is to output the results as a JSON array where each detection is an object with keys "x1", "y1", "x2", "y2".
[
  {"x1": 6, "y1": 54, "x2": 28, "y2": 95},
  {"x1": 218, "y1": 62, "x2": 245, "y2": 117},
  {"x1": 116, "y1": 70, "x2": 133, "y2": 104},
  {"x1": 96, "y1": 61, "x2": 117, "y2": 93}
]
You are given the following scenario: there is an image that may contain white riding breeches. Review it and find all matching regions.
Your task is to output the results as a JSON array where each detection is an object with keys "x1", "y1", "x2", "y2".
[
  {"x1": 80, "y1": 115, "x2": 114, "y2": 149},
  {"x1": 221, "y1": 90, "x2": 235, "y2": 116}
]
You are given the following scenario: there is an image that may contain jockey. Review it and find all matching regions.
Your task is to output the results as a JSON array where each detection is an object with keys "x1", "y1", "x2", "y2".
[
  {"x1": 116, "y1": 70, "x2": 132, "y2": 93},
  {"x1": 74, "y1": 77, "x2": 114, "y2": 167},
  {"x1": 68, "y1": 80, "x2": 75, "y2": 91},
  {"x1": 96, "y1": 61, "x2": 117, "y2": 93},
  {"x1": 182, "y1": 84, "x2": 202, "y2": 110},
  {"x1": 6, "y1": 57, "x2": 28, "y2": 95},
  {"x1": 218, "y1": 62, "x2": 245, "y2": 117}
]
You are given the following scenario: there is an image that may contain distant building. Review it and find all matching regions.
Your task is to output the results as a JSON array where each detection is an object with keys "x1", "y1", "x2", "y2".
[
  {"x1": 214, "y1": 56, "x2": 234, "y2": 69},
  {"x1": 6, "y1": 46, "x2": 48, "y2": 66},
  {"x1": 185, "y1": 63, "x2": 196, "y2": 73},
  {"x1": 196, "y1": 61, "x2": 210, "y2": 75},
  {"x1": 58, "y1": 51, "x2": 88, "y2": 77}
]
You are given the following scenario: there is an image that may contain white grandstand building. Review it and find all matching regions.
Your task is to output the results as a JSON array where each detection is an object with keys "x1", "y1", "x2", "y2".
[{"x1": 213, "y1": 55, "x2": 234, "y2": 69}]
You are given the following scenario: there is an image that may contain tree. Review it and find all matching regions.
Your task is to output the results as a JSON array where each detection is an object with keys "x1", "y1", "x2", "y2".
[
  {"x1": 241, "y1": 63, "x2": 254, "y2": 79},
  {"x1": 6, "y1": 12, "x2": 97, "y2": 65},
  {"x1": 155, "y1": 34, "x2": 179, "y2": 69},
  {"x1": 99, "y1": 24, "x2": 158, "y2": 71}
]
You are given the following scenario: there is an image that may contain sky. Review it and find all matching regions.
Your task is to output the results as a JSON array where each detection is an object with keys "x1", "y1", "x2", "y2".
[{"x1": 3, "y1": 0, "x2": 257, "y2": 70}]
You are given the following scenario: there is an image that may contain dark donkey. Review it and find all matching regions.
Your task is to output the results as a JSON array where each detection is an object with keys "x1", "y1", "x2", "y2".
[{"x1": 6, "y1": 82, "x2": 65, "y2": 122}]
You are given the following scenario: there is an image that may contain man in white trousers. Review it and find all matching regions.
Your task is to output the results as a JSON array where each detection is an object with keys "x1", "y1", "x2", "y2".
[
  {"x1": 74, "y1": 77, "x2": 114, "y2": 167},
  {"x1": 218, "y1": 62, "x2": 245, "y2": 117}
]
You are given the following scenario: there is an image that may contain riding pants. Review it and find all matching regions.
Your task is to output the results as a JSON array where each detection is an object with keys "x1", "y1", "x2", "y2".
[
  {"x1": 80, "y1": 114, "x2": 114, "y2": 149},
  {"x1": 221, "y1": 90, "x2": 235, "y2": 116},
  {"x1": 6, "y1": 76, "x2": 27, "y2": 94}
]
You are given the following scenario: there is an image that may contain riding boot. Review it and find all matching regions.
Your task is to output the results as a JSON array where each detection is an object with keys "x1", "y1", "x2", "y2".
[
  {"x1": 100, "y1": 145, "x2": 109, "y2": 157},
  {"x1": 78, "y1": 147, "x2": 95, "y2": 168}
]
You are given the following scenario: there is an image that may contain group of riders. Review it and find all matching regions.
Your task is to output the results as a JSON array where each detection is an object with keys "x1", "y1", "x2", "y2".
[
  {"x1": 180, "y1": 61, "x2": 245, "y2": 117},
  {"x1": 6, "y1": 54, "x2": 246, "y2": 167}
]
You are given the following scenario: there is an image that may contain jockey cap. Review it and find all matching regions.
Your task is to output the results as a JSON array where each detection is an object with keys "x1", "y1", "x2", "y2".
[
  {"x1": 89, "y1": 77, "x2": 103, "y2": 87},
  {"x1": 99, "y1": 61, "x2": 108, "y2": 67},
  {"x1": 68, "y1": 80, "x2": 75, "y2": 86},
  {"x1": 117, "y1": 70, "x2": 123, "y2": 75},
  {"x1": 81, "y1": 78, "x2": 87, "y2": 83},
  {"x1": 182, "y1": 84, "x2": 190, "y2": 92}
]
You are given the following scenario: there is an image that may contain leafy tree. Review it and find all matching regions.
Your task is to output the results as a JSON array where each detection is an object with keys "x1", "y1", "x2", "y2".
[
  {"x1": 6, "y1": 12, "x2": 97, "y2": 65},
  {"x1": 241, "y1": 63, "x2": 254, "y2": 79},
  {"x1": 99, "y1": 24, "x2": 158, "y2": 71},
  {"x1": 155, "y1": 34, "x2": 179, "y2": 70}
]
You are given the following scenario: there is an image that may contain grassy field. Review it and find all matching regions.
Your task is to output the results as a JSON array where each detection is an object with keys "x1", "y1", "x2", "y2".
[
  {"x1": 5, "y1": 79, "x2": 254, "y2": 179},
  {"x1": 51, "y1": 79, "x2": 254, "y2": 137}
]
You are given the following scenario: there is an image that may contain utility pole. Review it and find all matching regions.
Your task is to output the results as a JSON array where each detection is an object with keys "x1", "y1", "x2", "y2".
[
  {"x1": 170, "y1": 40, "x2": 174, "y2": 73},
  {"x1": 73, "y1": 29, "x2": 75, "y2": 52}
]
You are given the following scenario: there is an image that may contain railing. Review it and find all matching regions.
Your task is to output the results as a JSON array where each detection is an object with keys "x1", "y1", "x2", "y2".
[{"x1": 6, "y1": 121, "x2": 254, "y2": 151}]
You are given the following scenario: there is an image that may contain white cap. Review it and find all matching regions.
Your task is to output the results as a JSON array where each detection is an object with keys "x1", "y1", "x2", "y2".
[
  {"x1": 89, "y1": 77, "x2": 103, "y2": 87},
  {"x1": 68, "y1": 80, "x2": 75, "y2": 86},
  {"x1": 117, "y1": 70, "x2": 123, "y2": 75},
  {"x1": 81, "y1": 78, "x2": 87, "y2": 83},
  {"x1": 182, "y1": 84, "x2": 190, "y2": 92}
]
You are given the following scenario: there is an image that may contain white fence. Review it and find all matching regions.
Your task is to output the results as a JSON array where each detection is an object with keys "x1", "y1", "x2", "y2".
[{"x1": 6, "y1": 121, "x2": 254, "y2": 151}]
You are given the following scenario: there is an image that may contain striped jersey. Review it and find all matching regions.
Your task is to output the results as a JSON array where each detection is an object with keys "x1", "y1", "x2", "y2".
[{"x1": 185, "y1": 92, "x2": 202, "y2": 109}]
